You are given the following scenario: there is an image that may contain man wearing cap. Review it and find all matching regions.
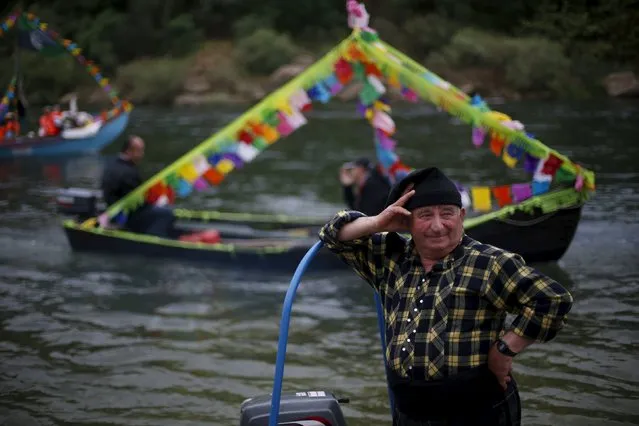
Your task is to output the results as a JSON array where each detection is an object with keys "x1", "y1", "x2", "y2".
[
  {"x1": 319, "y1": 167, "x2": 573, "y2": 426},
  {"x1": 339, "y1": 157, "x2": 391, "y2": 216}
]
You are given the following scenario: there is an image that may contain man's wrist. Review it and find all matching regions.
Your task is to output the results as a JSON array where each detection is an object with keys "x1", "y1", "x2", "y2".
[
  {"x1": 495, "y1": 338, "x2": 518, "y2": 357},
  {"x1": 501, "y1": 331, "x2": 534, "y2": 353}
]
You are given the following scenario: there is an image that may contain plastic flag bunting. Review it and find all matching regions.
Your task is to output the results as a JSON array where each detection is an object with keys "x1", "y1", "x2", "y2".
[
  {"x1": 491, "y1": 185, "x2": 513, "y2": 207},
  {"x1": 96, "y1": 4, "x2": 595, "y2": 227},
  {"x1": 511, "y1": 183, "x2": 532, "y2": 202},
  {"x1": 532, "y1": 180, "x2": 551, "y2": 195},
  {"x1": 289, "y1": 89, "x2": 312, "y2": 111},
  {"x1": 490, "y1": 133, "x2": 505, "y2": 156},
  {"x1": 472, "y1": 126, "x2": 486, "y2": 147},
  {"x1": 471, "y1": 187, "x2": 492, "y2": 212},
  {"x1": 523, "y1": 153, "x2": 539, "y2": 174}
]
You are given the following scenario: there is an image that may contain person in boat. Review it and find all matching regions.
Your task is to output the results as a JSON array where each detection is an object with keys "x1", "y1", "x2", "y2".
[
  {"x1": 51, "y1": 104, "x2": 64, "y2": 129},
  {"x1": 339, "y1": 157, "x2": 391, "y2": 216},
  {"x1": 38, "y1": 106, "x2": 57, "y2": 137},
  {"x1": 319, "y1": 166, "x2": 573, "y2": 426},
  {"x1": 101, "y1": 135, "x2": 177, "y2": 238},
  {"x1": 3, "y1": 112, "x2": 20, "y2": 139}
]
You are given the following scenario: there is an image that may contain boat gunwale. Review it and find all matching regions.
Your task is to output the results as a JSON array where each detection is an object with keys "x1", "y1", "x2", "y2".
[{"x1": 62, "y1": 219, "x2": 315, "y2": 255}]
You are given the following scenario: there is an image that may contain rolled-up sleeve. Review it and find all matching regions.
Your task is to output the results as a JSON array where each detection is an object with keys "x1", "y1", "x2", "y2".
[
  {"x1": 318, "y1": 210, "x2": 386, "y2": 290},
  {"x1": 486, "y1": 252, "x2": 573, "y2": 342}
]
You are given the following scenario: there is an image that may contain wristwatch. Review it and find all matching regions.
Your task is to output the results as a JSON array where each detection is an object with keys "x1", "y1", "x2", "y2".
[{"x1": 495, "y1": 339, "x2": 518, "y2": 357}]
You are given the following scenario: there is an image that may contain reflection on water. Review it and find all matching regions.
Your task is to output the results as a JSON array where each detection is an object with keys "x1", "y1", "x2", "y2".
[{"x1": 1, "y1": 100, "x2": 638, "y2": 426}]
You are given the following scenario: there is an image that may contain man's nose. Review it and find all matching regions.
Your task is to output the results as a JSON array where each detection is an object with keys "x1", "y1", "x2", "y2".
[{"x1": 430, "y1": 214, "x2": 443, "y2": 231}]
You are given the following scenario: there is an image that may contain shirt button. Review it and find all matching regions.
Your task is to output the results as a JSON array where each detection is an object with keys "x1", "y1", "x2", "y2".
[
  {"x1": 408, "y1": 366, "x2": 412, "y2": 370},
  {"x1": 413, "y1": 308, "x2": 418, "y2": 312},
  {"x1": 402, "y1": 347, "x2": 406, "y2": 351},
  {"x1": 407, "y1": 338, "x2": 411, "y2": 342},
  {"x1": 419, "y1": 299, "x2": 423, "y2": 304},
  {"x1": 407, "y1": 318, "x2": 411, "y2": 322},
  {"x1": 413, "y1": 329, "x2": 417, "y2": 333}
]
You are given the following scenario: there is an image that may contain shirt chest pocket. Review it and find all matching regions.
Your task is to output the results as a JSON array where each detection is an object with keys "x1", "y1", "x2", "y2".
[{"x1": 447, "y1": 274, "x2": 493, "y2": 320}]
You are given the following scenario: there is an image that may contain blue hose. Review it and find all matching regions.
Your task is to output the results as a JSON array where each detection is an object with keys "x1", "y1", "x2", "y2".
[
  {"x1": 268, "y1": 240, "x2": 394, "y2": 425},
  {"x1": 268, "y1": 240, "x2": 325, "y2": 426}
]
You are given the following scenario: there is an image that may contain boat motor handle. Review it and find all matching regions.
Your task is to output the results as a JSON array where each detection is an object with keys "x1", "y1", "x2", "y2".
[{"x1": 268, "y1": 240, "x2": 394, "y2": 426}]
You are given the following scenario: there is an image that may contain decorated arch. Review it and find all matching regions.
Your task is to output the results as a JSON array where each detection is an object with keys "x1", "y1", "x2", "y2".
[
  {"x1": 99, "y1": 1, "x2": 595, "y2": 229},
  {"x1": 0, "y1": 10, "x2": 133, "y2": 122}
]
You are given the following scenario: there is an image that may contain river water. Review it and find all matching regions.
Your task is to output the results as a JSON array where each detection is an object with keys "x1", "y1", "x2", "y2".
[{"x1": 0, "y1": 99, "x2": 637, "y2": 426}]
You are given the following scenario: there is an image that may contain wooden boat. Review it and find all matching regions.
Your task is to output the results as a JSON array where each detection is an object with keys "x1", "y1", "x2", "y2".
[
  {"x1": 0, "y1": 112, "x2": 130, "y2": 158},
  {"x1": 57, "y1": 186, "x2": 582, "y2": 264},
  {"x1": 62, "y1": 218, "x2": 345, "y2": 272},
  {"x1": 60, "y1": 3, "x2": 595, "y2": 268},
  {"x1": 0, "y1": 10, "x2": 133, "y2": 159}
]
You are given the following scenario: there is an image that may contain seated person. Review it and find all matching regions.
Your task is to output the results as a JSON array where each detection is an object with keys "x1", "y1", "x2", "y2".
[
  {"x1": 339, "y1": 157, "x2": 392, "y2": 216},
  {"x1": 3, "y1": 112, "x2": 19, "y2": 139},
  {"x1": 101, "y1": 135, "x2": 176, "y2": 238},
  {"x1": 38, "y1": 106, "x2": 57, "y2": 137}
]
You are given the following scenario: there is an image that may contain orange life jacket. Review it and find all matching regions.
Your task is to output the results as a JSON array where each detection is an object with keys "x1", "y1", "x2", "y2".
[
  {"x1": 5, "y1": 120, "x2": 19, "y2": 137},
  {"x1": 40, "y1": 114, "x2": 59, "y2": 136}
]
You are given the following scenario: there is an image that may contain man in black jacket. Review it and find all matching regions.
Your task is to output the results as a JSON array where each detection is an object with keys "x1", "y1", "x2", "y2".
[
  {"x1": 340, "y1": 157, "x2": 392, "y2": 216},
  {"x1": 101, "y1": 135, "x2": 176, "y2": 238}
]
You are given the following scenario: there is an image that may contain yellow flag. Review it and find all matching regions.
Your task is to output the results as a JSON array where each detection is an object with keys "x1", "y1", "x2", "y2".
[
  {"x1": 373, "y1": 100, "x2": 391, "y2": 112},
  {"x1": 388, "y1": 72, "x2": 401, "y2": 89},
  {"x1": 179, "y1": 163, "x2": 199, "y2": 183},
  {"x1": 216, "y1": 158, "x2": 235, "y2": 175},
  {"x1": 276, "y1": 100, "x2": 293, "y2": 116},
  {"x1": 502, "y1": 145, "x2": 518, "y2": 168},
  {"x1": 471, "y1": 187, "x2": 492, "y2": 212}
]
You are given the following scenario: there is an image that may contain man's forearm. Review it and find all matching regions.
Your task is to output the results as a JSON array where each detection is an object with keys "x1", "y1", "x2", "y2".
[{"x1": 337, "y1": 216, "x2": 379, "y2": 241}]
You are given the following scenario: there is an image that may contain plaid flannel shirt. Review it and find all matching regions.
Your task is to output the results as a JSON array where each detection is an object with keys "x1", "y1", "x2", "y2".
[{"x1": 319, "y1": 210, "x2": 573, "y2": 381}]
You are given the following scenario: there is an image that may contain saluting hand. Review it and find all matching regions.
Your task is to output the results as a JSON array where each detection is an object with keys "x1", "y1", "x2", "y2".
[{"x1": 373, "y1": 188, "x2": 414, "y2": 233}]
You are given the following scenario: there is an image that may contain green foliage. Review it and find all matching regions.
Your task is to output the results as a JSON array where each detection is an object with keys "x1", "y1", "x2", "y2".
[
  {"x1": 234, "y1": 29, "x2": 300, "y2": 76},
  {"x1": 426, "y1": 28, "x2": 580, "y2": 96},
  {"x1": 165, "y1": 13, "x2": 205, "y2": 57},
  {"x1": 232, "y1": 15, "x2": 275, "y2": 40},
  {"x1": 403, "y1": 14, "x2": 460, "y2": 56},
  {"x1": 0, "y1": 0, "x2": 637, "y2": 102},
  {"x1": 503, "y1": 37, "x2": 576, "y2": 95},
  {"x1": 116, "y1": 57, "x2": 193, "y2": 104}
]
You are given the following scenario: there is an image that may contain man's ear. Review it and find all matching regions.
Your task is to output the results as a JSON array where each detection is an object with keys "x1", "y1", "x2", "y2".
[{"x1": 460, "y1": 207, "x2": 466, "y2": 219}]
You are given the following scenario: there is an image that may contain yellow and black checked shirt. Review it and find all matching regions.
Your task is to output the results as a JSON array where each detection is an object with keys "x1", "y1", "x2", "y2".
[{"x1": 319, "y1": 210, "x2": 573, "y2": 381}]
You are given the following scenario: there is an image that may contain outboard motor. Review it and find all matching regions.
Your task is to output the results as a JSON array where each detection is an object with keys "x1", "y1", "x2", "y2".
[
  {"x1": 239, "y1": 390, "x2": 349, "y2": 426},
  {"x1": 55, "y1": 187, "x2": 105, "y2": 220}
]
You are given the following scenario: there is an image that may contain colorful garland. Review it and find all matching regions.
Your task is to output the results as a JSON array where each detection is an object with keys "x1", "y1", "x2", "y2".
[
  {"x1": 0, "y1": 76, "x2": 17, "y2": 120},
  {"x1": 0, "y1": 11, "x2": 133, "y2": 121},
  {"x1": 100, "y1": 2, "x2": 595, "y2": 225}
]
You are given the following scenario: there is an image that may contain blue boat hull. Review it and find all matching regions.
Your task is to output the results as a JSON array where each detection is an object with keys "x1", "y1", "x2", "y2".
[{"x1": 0, "y1": 112, "x2": 130, "y2": 159}]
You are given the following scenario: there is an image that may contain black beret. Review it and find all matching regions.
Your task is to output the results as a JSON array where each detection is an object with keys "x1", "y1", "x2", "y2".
[{"x1": 385, "y1": 167, "x2": 462, "y2": 210}]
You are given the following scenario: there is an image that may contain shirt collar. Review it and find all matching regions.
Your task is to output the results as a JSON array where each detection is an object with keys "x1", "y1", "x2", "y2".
[{"x1": 404, "y1": 234, "x2": 468, "y2": 271}]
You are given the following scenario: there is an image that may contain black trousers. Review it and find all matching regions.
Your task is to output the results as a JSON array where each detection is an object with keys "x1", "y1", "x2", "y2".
[{"x1": 391, "y1": 368, "x2": 521, "y2": 426}]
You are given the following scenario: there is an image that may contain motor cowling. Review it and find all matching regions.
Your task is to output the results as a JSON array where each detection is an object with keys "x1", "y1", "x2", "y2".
[
  {"x1": 54, "y1": 187, "x2": 104, "y2": 220},
  {"x1": 239, "y1": 390, "x2": 348, "y2": 426}
]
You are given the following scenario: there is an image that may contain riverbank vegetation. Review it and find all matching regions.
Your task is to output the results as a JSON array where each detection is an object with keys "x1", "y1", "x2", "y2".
[{"x1": 1, "y1": 0, "x2": 637, "y2": 105}]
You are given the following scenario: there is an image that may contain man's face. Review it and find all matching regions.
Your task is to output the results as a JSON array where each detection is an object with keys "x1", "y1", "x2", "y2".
[
  {"x1": 128, "y1": 137, "x2": 145, "y2": 164},
  {"x1": 351, "y1": 165, "x2": 367, "y2": 183},
  {"x1": 410, "y1": 204, "x2": 465, "y2": 256}
]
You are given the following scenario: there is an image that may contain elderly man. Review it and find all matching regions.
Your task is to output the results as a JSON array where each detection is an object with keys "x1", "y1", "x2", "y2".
[{"x1": 319, "y1": 167, "x2": 573, "y2": 426}]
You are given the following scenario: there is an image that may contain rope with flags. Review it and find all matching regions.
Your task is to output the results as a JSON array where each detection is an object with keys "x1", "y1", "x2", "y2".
[
  {"x1": 97, "y1": 0, "x2": 595, "y2": 227},
  {"x1": 0, "y1": 10, "x2": 133, "y2": 120}
]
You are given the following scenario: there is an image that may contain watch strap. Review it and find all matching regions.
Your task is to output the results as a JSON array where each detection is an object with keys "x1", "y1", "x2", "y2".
[{"x1": 496, "y1": 338, "x2": 518, "y2": 357}]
